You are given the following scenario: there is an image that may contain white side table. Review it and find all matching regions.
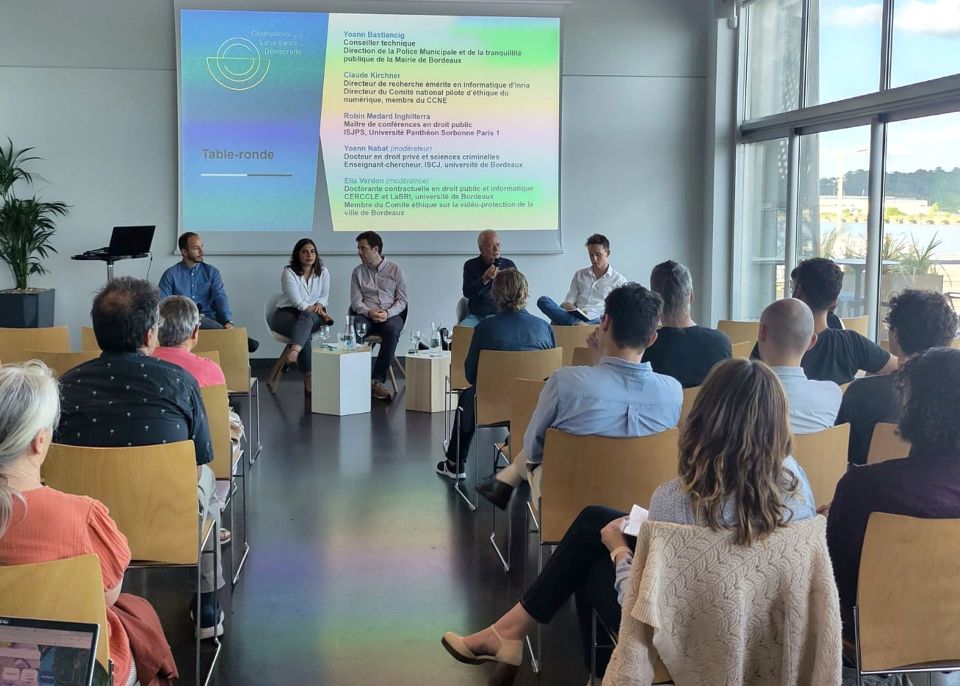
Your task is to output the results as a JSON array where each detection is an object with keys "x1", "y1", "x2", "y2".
[
  {"x1": 311, "y1": 346, "x2": 372, "y2": 416},
  {"x1": 404, "y1": 351, "x2": 451, "y2": 413}
]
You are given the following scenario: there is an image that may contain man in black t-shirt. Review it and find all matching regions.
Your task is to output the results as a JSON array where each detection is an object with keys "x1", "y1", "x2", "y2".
[
  {"x1": 751, "y1": 258, "x2": 896, "y2": 384},
  {"x1": 644, "y1": 261, "x2": 731, "y2": 387},
  {"x1": 837, "y1": 289, "x2": 957, "y2": 465}
]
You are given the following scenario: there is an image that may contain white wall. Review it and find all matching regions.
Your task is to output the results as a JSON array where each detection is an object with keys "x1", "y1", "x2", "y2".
[{"x1": 0, "y1": 0, "x2": 709, "y2": 357}]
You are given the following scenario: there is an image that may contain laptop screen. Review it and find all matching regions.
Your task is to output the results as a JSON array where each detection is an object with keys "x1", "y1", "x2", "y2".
[
  {"x1": 0, "y1": 617, "x2": 98, "y2": 686},
  {"x1": 107, "y1": 225, "x2": 155, "y2": 257}
]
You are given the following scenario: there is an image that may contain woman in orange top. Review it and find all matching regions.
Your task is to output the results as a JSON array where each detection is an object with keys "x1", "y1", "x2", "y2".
[{"x1": 0, "y1": 362, "x2": 174, "y2": 686}]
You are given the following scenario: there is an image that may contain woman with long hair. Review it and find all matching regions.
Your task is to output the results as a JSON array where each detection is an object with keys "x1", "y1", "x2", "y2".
[
  {"x1": 441, "y1": 358, "x2": 815, "y2": 681},
  {"x1": 273, "y1": 238, "x2": 332, "y2": 394}
]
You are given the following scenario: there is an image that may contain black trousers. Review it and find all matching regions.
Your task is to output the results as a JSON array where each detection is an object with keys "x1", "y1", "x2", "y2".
[
  {"x1": 445, "y1": 386, "x2": 476, "y2": 465},
  {"x1": 353, "y1": 313, "x2": 403, "y2": 383},
  {"x1": 520, "y1": 505, "x2": 633, "y2": 678}
]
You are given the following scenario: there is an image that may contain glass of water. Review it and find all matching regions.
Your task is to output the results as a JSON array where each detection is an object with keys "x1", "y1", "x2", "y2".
[
  {"x1": 409, "y1": 330, "x2": 421, "y2": 354},
  {"x1": 355, "y1": 321, "x2": 367, "y2": 346}
]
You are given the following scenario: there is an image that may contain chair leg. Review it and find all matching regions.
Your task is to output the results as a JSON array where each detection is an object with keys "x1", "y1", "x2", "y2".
[
  {"x1": 388, "y1": 363, "x2": 399, "y2": 396},
  {"x1": 266, "y1": 355, "x2": 286, "y2": 394},
  {"x1": 452, "y1": 409, "x2": 478, "y2": 511},
  {"x1": 489, "y1": 442, "x2": 512, "y2": 573}
]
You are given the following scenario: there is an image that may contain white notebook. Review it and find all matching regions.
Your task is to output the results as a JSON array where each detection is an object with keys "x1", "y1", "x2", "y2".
[{"x1": 620, "y1": 504, "x2": 649, "y2": 537}]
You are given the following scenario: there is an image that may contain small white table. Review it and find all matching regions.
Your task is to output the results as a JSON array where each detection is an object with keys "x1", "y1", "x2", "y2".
[
  {"x1": 311, "y1": 346, "x2": 371, "y2": 416},
  {"x1": 404, "y1": 351, "x2": 451, "y2": 413}
]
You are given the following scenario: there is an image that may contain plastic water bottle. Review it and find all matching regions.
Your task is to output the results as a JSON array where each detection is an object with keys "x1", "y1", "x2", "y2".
[{"x1": 430, "y1": 321, "x2": 442, "y2": 358}]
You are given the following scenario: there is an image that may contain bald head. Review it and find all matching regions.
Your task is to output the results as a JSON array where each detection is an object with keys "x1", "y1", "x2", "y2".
[{"x1": 758, "y1": 298, "x2": 816, "y2": 364}]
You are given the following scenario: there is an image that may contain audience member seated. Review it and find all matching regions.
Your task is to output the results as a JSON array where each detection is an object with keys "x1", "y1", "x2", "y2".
[
  {"x1": 837, "y1": 289, "x2": 957, "y2": 465},
  {"x1": 477, "y1": 283, "x2": 681, "y2": 510},
  {"x1": 159, "y1": 231, "x2": 259, "y2": 353},
  {"x1": 153, "y1": 295, "x2": 227, "y2": 388},
  {"x1": 442, "y1": 358, "x2": 820, "y2": 681},
  {"x1": 436, "y1": 269, "x2": 555, "y2": 480},
  {"x1": 827, "y1": 346, "x2": 960, "y2": 637},
  {"x1": 272, "y1": 238, "x2": 333, "y2": 395},
  {"x1": 0, "y1": 362, "x2": 177, "y2": 686},
  {"x1": 753, "y1": 257, "x2": 895, "y2": 384},
  {"x1": 350, "y1": 231, "x2": 407, "y2": 401},
  {"x1": 57, "y1": 277, "x2": 226, "y2": 640},
  {"x1": 536, "y1": 233, "x2": 626, "y2": 326},
  {"x1": 460, "y1": 230, "x2": 516, "y2": 327},
  {"x1": 757, "y1": 298, "x2": 841, "y2": 433},
  {"x1": 643, "y1": 260, "x2": 730, "y2": 387}
]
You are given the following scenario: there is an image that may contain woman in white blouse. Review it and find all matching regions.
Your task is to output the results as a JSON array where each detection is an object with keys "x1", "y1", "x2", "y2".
[{"x1": 273, "y1": 238, "x2": 332, "y2": 393}]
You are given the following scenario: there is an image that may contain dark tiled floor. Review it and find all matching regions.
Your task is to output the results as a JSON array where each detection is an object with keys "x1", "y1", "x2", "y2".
[{"x1": 150, "y1": 372, "x2": 588, "y2": 685}]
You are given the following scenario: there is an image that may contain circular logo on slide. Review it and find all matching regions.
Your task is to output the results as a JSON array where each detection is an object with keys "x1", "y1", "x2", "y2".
[{"x1": 206, "y1": 37, "x2": 271, "y2": 91}]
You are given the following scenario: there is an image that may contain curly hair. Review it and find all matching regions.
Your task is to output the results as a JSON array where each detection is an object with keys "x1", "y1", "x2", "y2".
[
  {"x1": 791, "y1": 258, "x2": 843, "y2": 312},
  {"x1": 491, "y1": 268, "x2": 528, "y2": 312},
  {"x1": 289, "y1": 238, "x2": 324, "y2": 277},
  {"x1": 679, "y1": 358, "x2": 798, "y2": 546},
  {"x1": 886, "y1": 289, "x2": 957, "y2": 356},
  {"x1": 897, "y1": 347, "x2": 960, "y2": 457}
]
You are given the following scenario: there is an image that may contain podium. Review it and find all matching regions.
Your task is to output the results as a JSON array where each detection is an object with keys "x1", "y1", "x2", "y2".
[{"x1": 71, "y1": 252, "x2": 150, "y2": 281}]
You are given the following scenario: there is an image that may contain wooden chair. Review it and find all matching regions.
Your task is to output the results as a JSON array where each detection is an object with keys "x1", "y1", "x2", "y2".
[
  {"x1": 717, "y1": 320, "x2": 758, "y2": 348},
  {"x1": 201, "y1": 384, "x2": 250, "y2": 586},
  {"x1": 26, "y1": 350, "x2": 99, "y2": 377},
  {"x1": 731, "y1": 340, "x2": 753, "y2": 359},
  {"x1": 41, "y1": 440, "x2": 221, "y2": 684},
  {"x1": 0, "y1": 555, "x2": 112, "y2": 677},
  {"x1": 0, "y1": 326, "x2": 70, "y2": 363},
  {"x1": 679, "y1": 385, "x2": 700, "y2": 427},
  {"x1": 842, "y1": 315, "x2": 869, "y2": 336},
  {"x1": 196, "y1": 349, "x2": 221, "y2": 366},
  {"x1": 444, "y1": 325, "x2": 476, "y2": 455},
  {"x1": 194, "y1": 327, "x2": 261, "y2": 466},
  {"x1": 551, "y1": 324, "x2": 598, "y2": 366},
  {"x1": 866, "y1": 422, "x2": 910, "y2": 465},
  {"x1": 490, "y1": 378, "x2": 547, "y2": 572},
  {"x1": 853, "y1": 513, "x2": 960, "y2": 683},
  {"x1": 81, "y1": 325, "x2": 100, "y2": 351},
  {"x1": 451, "y1": 348, "x2": 563, "y2": 511},
  {"x1": 791, "y1": 423, "x2": 851, "y2": 509},
  {"x1": 571, "y1": 346, "x2": 594, "y2": 366}
]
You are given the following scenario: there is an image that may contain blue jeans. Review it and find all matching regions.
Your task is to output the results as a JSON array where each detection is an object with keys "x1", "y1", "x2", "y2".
[{"x1": 536, "y1": 296, "x2": 599, "y2": 326}]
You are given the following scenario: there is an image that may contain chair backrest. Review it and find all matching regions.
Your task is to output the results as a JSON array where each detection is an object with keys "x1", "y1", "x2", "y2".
[
  {"x1": 42, "y1": 441, "x2": 200, "y2": 563},
  {"x1": 571, "y1": 346, "x2": 594, "y2": 367},
  {"x1": 551, "y1": 324, "x2": 598, "y2": 366},
  {"x1": 539, "y1": 427, "x2": 680, "y2": 543},
  {"x1": 505, "y1": 378, "x2": 547, "y2": 461},
  {"x1": 0, "y1": 326, "x2": 70, "y2": 363},
  {"x1": 264, "y1": 293, "x2": 284, "y2": 334},
  {"x1": 866, "y1": 422, "x2": 910, "y2": 465},
  {"x1": 200, "y1": 384, "x2": 233, "y2": 480},
  {"x1": 731, "y1": 340, "x2": 753, "y2": 359},
  {"x1": 193, "y1": 327, "x2": 250, "y2": 393},
  {"x1": 196, "y1": 349, "x2": 221, "y2": 366},
  {"x1": 841, "y1": 315, "x2": 869, "y2": 336},
  {"x1": 857, "y1": 512, "x2": 960, "y2": 673},
  {"x1": 81, "y1": 326, "x2": 100, "y2": 352},
  {"x1": 449, "y1": 325, "x2": 475, "y2": 392},
  {"x1": 476, "y1": 348, "x2": 563, "y2": 427},
  {"x1": 0, "y1": 554, "x2": 111, "y2": 672},
  {"x1": 679, "y1": 385, "x2": 700, "y2": 427},
  {"x1": 717, "y1": 320, "x2": 758, "y2": 348},
  {"x1": 25, "y1": 350, "x2": 99, "y2": 377},
  {"x1": 791, "y1": 423, "x2": 851, "y2": 508}
]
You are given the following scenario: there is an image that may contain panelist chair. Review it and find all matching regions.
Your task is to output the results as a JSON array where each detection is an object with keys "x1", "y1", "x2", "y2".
[
  {"x1": 263, "y1": 293, "x2": 291, "y2": 394},
  {"x1": 352, "y1": 307, "x2": 408, "y2": 396}
]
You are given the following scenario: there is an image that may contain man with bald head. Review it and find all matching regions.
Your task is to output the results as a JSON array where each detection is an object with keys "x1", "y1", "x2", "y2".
[
  {"x1": 460, "y1": 230, "x2": 517, "y2": 327},
  {"x1": 757, "y1": 298, "x2": 842, "y2": 433}
]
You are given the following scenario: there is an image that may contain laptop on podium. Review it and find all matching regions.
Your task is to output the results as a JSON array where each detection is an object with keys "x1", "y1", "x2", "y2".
[
  {"x1": 81, "y1": 225, "x2": 155, "y2": 259},
  {"x1": 0, "y1": 616, "x2": 100, "y2": 686}
]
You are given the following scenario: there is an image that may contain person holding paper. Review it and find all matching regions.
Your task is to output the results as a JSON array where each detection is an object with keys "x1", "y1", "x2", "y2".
[
  {"x1": 441, "y1": 358, "x2": 817, "y2": 681},
  {"x1": 476, "y1": 283, "x2": 680, "y2": 510},
  {"x1": 536, "y1": 233, "x2": 626, "y2": 326},
  {"x1": 460, "y1": 230, "x2": 517, "y2": 327}
]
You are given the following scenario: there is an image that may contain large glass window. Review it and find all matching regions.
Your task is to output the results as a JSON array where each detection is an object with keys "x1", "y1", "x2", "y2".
[
  {"x1": 805, "y1": 0, "x2": 883, "y2": 106},
  {"x1": 880, "y1": 112, "x2": 960, "y2": 333},
  {"x1": 892, "y1": 0, "x2": 960, "y2": 87},
  {"x1": 739, "y1": 139, "x2": 789, "y2": 319},
  {"x1": 798, "y1": 127, "x2": 872, "y2": 315},
  {"x1": 746, "y1": 0, "x2": 803, "y2": 119}
]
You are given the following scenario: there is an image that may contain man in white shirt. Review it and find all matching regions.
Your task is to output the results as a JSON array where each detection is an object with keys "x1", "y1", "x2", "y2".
[
  {"x1": 537, "y1": 234, "x2": 626, "y2": 325},
  {"x1": 756, "y1": 298, "x2": 842, "y2": 434},
  {"x1": 350, "y1": 231, "x2": 407, "y2": 400}
]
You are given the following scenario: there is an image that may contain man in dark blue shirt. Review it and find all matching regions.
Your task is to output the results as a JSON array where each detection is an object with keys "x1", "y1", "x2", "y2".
[
  {"x1": 460, "y1": 230, "x2": 517, "y2": 327},
  {"x1": 158, "y1": 232, "x2": 259, "y2": 352}
]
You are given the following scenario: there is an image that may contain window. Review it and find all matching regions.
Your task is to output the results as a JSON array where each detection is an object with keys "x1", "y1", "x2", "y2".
[
  {"x1": 746, "y1": 0, "x2": 803, "y2": 119},
  {"x1": 892, "y1": 0, "x2": 960, "y2": 87},
  {"x1": 805, "y1": 0, "x2": 883, "y2": 106}
]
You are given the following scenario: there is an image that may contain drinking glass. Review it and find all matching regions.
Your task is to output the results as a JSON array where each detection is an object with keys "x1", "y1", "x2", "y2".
[
  {"x1": 355, "y1": 321, "x2": 367, "y2": 346},
  {"x1": 318, "y1": 325, "x2": 330, "y2": 345},
  {"x1": 410, "y1": 330, "x2": 421, "y2": 354}
]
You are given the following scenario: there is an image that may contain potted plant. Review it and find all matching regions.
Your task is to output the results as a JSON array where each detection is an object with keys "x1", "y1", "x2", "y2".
[{"x1": 0, "y1": 139, "x2": 69, "y2": 327}]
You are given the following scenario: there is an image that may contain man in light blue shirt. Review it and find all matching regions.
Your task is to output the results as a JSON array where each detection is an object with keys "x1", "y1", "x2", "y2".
[
  {"x1": 477, "y1": 283, "x2": 682, "y2": 509},
  {"x1": 757, "y1": 298, "x2": 841, "y2": 434}
]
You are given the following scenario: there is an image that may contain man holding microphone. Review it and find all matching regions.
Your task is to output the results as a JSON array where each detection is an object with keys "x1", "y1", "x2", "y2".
[{"x1": 459, "y1": 230, "x2": 517, "y2": 327}]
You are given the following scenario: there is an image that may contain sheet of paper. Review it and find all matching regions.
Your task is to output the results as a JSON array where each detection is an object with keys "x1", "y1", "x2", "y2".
[{"x1": 621, "y1": 504, "x2": 649, "y2": 537}]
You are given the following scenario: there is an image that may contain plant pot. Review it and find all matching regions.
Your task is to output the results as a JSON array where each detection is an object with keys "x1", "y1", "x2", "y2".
[{"x1": 0, "y1": 289, "x2": 55, "y2": 328}]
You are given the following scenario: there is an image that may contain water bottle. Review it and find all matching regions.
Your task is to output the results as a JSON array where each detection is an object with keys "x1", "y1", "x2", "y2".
[
  {"x1": 430, "y1": 321, "x2": 442, "y2": 358},
  {"x1": 344, "y1": 315, "x2": 356, "y2": 350}
]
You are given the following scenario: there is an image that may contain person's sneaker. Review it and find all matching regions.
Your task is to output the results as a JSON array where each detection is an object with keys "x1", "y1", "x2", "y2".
[
  {"x1": 476, "y1": 475, "x2": 515, "y2": 510},
  {"x1": 372, "y1": 381, "x2": 393, "y2": 401},
  {"x1": 436, "y1": 460, "x2": 466, "y2": 480},
  {"x1": 189, "y1": 593, "x2": 225, "y2": 640}
]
